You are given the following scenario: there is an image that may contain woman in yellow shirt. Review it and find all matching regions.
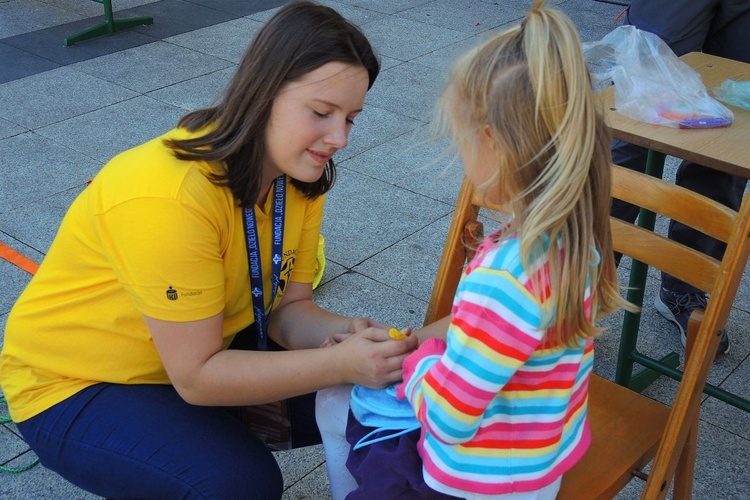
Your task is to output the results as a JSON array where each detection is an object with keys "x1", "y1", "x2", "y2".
[{"x1": 0, "y1": 2, "x2": 416, "y2": 498}]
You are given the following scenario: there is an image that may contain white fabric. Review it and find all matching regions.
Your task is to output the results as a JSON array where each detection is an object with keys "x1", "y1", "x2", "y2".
[{"x1": 315, "y1": 384, "x2": 357, "y2": 500}]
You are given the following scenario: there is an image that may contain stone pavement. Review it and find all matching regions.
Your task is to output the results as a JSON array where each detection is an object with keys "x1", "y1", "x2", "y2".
[{"x1": 1, "y1": 0, "x2": 748, "y2": 498}]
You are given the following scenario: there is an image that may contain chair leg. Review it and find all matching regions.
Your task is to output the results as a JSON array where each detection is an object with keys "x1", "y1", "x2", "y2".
[
  {"x1": 672, "y1": 311, "x2": 701, "y2": 499},
  {"x1": 673, "y1": 421, "x2": 698, "y2": 499}
]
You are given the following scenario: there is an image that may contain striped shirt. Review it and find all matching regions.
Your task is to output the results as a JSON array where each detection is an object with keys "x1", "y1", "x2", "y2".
[{"x1": 401, "y1": 233, "x2": 594, "y2": 497}]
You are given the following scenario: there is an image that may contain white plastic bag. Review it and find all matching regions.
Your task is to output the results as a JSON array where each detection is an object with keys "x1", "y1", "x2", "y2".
[{"x1": 583, "y1": 26, "x2": 733, "y2": 129}]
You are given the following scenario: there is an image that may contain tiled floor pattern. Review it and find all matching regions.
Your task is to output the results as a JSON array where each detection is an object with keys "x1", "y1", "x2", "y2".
[{"x1": 1, "y1": 0, "x2": 748, "y2": 498}]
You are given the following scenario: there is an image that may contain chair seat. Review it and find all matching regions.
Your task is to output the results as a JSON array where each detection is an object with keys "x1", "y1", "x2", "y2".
[{"x1": 558, "y1": 375, "x2": 670, "y2": 499}]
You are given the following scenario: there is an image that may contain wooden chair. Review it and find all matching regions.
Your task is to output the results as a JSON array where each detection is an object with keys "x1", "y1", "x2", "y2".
[{"x1": 424, "y1": 165, "x2": 750, "y2": 498}]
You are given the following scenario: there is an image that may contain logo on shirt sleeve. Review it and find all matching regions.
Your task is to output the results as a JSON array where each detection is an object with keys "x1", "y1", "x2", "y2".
[{"x1": 166, "y1": 286, "x2": 178, "y2": 301}]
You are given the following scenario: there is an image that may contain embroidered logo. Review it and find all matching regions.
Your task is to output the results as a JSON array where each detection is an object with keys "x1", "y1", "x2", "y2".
[{"x1": 166, "y1": 286, "x2": 178, "y2": 301}]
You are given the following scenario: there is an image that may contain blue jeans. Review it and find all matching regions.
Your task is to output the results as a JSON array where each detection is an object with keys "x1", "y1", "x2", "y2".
[{"x1": 16, "y1": 383, "x2": 284, "y2": 499}]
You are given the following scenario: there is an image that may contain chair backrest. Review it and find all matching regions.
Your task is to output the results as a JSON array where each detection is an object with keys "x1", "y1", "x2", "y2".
[
  {"x1": 609, "y1": 165, "x2": 736, "y2": 293},
  {"x1": 612, "y1": 165, "x2": 750, "y2": 496},
  {"x1": 424, "y1": 164, "x2": 750, "y2": 497}
]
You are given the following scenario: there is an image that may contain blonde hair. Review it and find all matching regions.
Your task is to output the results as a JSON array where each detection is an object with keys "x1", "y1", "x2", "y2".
[{"x1": 435, "y1": 0, "x2": 630, "y2": 346}]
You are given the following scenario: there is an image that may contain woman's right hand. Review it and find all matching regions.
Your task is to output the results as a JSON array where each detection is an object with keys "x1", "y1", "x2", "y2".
[{"x1": 332, "y1": 326, "x2": 418, "y2": 388}]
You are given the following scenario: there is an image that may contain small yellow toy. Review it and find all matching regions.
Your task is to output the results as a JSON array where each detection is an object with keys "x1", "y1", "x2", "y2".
[{"x1": 388, "y1": 328, "x2": 408, "y2": 340}]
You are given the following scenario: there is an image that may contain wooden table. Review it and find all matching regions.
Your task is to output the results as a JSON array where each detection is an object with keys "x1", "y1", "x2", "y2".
[
  {"x1": 599, "y1": 52, "x2": 750, "y2": 412},
  {"x1": 600, "y1": 51, "x2": 750, "y2": 178}
]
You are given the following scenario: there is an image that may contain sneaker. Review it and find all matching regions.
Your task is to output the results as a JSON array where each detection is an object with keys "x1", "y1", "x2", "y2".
[{"x1": 654, "y1": 288, "x2": 730, "y2": 356}]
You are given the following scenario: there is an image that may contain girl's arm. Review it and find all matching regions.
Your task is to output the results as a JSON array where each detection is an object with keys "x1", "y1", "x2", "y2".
[{"x1": 412, "y1": 315, "x2": 451, "y2": 344}]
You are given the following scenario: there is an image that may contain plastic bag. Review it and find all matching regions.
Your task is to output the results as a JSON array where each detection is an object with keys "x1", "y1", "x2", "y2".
[
  {"x1": 583, "y1": 26, "x2": 733, "y2": 129},
  {"x1": 712, "y1": 80, "x2": 750, "y2": 110}
]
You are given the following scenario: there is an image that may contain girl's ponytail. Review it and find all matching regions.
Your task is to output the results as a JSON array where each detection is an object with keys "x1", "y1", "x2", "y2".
[
  {"x1": 516, "y1": 2, "x2": 630, "y2": 345},
  {"x1": 435, "y1": 1, "x2": 631, "y2": 346}
]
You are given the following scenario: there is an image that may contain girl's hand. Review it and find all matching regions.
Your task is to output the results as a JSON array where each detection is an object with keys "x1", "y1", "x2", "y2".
[
  {"x1": 348, "y1": 317, "x2": 389, "y2": 333},
  {"x1": 318, "y1": 317, "x2": 382, "y2": 348},
  {"x1": 321, "y1": 317, "x2": 409, "y2": 348},
  {"x1": 330, "y1": 326, "x2": 413, "y2": 345},
  {"x1": 333, "y1": 326, "x2": 419, "y2": 388}
]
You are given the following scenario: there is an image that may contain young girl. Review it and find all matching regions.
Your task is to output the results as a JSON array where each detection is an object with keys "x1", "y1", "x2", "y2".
[
  {"x1": 343, "y1": 1, "x2": 631, "y2": 498},
  {"x1": 0, "y1": 2, "x2": 416, "y2": 498}
]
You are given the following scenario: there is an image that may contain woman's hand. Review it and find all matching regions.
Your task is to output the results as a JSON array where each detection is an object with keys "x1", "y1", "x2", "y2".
[{"x1": 331, "y1": 326, "x2": 418, "y2": 388}]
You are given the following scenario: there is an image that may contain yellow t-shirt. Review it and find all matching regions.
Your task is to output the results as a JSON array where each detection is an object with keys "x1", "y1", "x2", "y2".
[{"x1": 0, "y1": 128, "x2": 324, "y2": 422}]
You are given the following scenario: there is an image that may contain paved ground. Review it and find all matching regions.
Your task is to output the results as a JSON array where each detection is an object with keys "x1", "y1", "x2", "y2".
[{"x1": 1, "y1": 0, "x2": 749, "y2": 498}]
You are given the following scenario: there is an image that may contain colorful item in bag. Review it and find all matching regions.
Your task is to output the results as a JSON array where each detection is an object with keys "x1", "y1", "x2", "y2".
[{"x1": 388, "y1": 328, "x2": 408, "y2": 340}]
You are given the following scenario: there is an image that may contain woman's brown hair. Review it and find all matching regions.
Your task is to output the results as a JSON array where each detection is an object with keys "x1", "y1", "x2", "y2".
[{"x1": 164, "y1": 1, "x2": 380, "y2": 208}]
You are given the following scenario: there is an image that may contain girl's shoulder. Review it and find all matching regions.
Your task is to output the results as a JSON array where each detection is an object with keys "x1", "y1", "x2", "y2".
[
  {"x1": 466, "y1": 231, "x2": 523, "y2": 277},
  {"x1": 467, "y1": 229, "x2": 556, "y2": 280}
]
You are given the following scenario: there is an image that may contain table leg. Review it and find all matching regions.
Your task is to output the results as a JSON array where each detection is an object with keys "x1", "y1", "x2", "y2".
[{"x1": 614, "y1": 150, "x2": 682, "y2": 389}]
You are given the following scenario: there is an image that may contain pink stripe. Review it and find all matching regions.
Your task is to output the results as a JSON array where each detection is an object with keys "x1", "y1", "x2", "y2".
[
  {"x1": 569, "y1": 377, "x2": 590, "y2": 406},
  {"x1": 430, "y1": 363, "x2": 495, "y2": 409},
  {"x1": 457, "y1": 301, "x2": 541, "y2": 351},
  {"x1": 480, "y1": 419, "x2": 566, "y2": 432},
  {"x1": 511, "y1": 364, "x2": 582, "y2": 383},
  {"x1": 476, "y1": 425, "x2": 565, "y2": 441}
]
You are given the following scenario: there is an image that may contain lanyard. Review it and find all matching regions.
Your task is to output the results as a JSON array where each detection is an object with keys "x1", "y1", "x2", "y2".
[{"x1": 243, "y1": 175, "x2": 286, "y2": 351}]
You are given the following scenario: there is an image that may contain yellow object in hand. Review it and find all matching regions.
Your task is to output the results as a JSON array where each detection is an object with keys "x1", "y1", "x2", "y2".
[{"x1": 389, "y1": 328, "x2": 408, "y2": 340}]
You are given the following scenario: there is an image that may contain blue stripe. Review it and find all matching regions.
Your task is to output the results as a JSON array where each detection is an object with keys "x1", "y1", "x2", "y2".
[
  {"x1": 443, "y1": 347, "x2": 517, "y2": 386},
  {"x1": 458, "y1": 272, "x2": 542, "y2": 327},
  {"x1": 484, "y1": 399, "x2": 571, "y2": 416},
  {"x1": 421, "y1": 403, "x2": 478, "y2": 441},
  {"x1": 425, "y1": 435, "x2": 561, "y2": 474}
]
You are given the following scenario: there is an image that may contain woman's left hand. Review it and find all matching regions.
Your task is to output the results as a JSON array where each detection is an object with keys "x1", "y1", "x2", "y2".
[{"x1": 332, "y1": 326, "x2": 419, "y2": 388}]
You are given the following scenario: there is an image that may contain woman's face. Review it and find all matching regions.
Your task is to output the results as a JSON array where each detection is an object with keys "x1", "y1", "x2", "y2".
[{"x1": 264, "y1": 61, "x2": 369, "y2": 185}]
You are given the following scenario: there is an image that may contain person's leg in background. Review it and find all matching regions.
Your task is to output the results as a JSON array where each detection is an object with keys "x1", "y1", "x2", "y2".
[
  {"x1": 656, "y1": 1, "x2": 750, "y2": 354},
  {"x1": 610, "y1": 0, "x2": 750, "y2": 355},
  {"x1": 703, "y1": 0, "x2": 750, "y2": 65},
  {"x1": 610, "y1": 0, "x2": 713, "y2": 224},
  {"x1": 16, "y1": 383, "x2": 284, "y2": 499}
]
